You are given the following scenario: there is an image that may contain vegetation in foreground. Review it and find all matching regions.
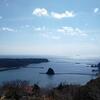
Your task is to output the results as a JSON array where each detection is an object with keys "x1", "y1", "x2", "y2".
[{"x1": 0, "y1": 77, "x2": 100, "y2": 100}]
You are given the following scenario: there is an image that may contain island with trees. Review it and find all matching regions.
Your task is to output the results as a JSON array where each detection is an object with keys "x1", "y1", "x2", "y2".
[{"x1": 0, "y1": 58, "x2": 49, "y2": 71}]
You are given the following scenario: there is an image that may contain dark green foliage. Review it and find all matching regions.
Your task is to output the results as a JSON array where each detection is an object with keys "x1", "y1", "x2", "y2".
[
  {"x1": 0, "y1": 78, "x2": 100, "y2": 100},
  {"x1": 75, "y1": 77, "x2": 100, "y2": 100},
  {"x1": 32, "y1": 84, "x2": 40, "y2": 96},
  {"x1": 0, "y1": 58, "x2": 49, "y2": 68},
  {"x1": 1, "y1": 80, "x2": 29, "y2": 100}
]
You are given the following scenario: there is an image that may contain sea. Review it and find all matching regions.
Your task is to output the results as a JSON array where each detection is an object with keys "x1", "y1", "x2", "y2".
[{"x1": 0, "y1": 55, "x2": 100, "y2": 87}]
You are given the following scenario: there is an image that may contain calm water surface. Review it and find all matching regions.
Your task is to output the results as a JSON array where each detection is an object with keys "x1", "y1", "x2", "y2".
[{"x1": 0, "y1": 57, "x2": 99, "y2": 87}]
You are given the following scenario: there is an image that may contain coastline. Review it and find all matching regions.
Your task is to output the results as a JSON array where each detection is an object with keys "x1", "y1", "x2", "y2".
[{"x1": 0, "y1": 58, "x2": 49, "y2": 72}]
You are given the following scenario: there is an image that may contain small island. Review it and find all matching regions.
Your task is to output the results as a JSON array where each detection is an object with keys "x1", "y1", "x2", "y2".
[
  {"x1": 46, "y1": 68, "x2": 55, "y2": 75},
  {"x1": 90, "y1": 63, "x2": 100, "y2": 75}
]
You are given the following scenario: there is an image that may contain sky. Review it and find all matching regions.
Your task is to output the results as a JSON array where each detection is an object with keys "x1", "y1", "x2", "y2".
[{"x1": 0, "y1": 0, "x2": 100, "y2": 58}]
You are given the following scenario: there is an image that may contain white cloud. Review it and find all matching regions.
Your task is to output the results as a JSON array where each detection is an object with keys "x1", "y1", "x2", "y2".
[
  {"x1": 51, "y1": 11, "x2": 75, "y2": 19},
  {"x1": 34, "y1": 26, "x2": 46, "y2": 31},
  {"x1": 34, "y1": 27, "x2": 41, "y2": 31},
  {"x1": 2, "y1": 27, "x2": 16, "y2": 32},
  {"x1": 34, "y1": 26, "x2": 61, "y2": 40},
  {"x1": 20, "y1": 25, "x2": 30, "y2": 29},
  {"x1": 94, "y1": 8, "x2": 99, "y2": 13},
  {"x1": 32, "y1": 8, "x2": 48, "y2": 16},
  {"x1": 57, "y1": 26, "x2": 87, "y2": 36},
  {"x1": 0, "y1": 16, "x2": 3, "y2": 19},
  {"x1": 32, "y1": 8, "x2": 76, "y2": 19}
]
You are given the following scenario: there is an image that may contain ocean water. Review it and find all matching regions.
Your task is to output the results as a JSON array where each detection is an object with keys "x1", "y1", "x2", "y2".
[{"x1": 0, "y1": 56, "x2": 99, "y2": 87}]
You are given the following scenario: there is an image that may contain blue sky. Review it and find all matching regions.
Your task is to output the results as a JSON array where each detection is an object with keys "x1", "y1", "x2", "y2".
[{"x1": 0, "y1": 0, "x2": 100, "y2": 58}]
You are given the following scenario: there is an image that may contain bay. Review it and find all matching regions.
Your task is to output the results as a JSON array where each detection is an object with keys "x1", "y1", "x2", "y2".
[{"x1": 0, "y1": 56, "x2": 99, "y2": 87}]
